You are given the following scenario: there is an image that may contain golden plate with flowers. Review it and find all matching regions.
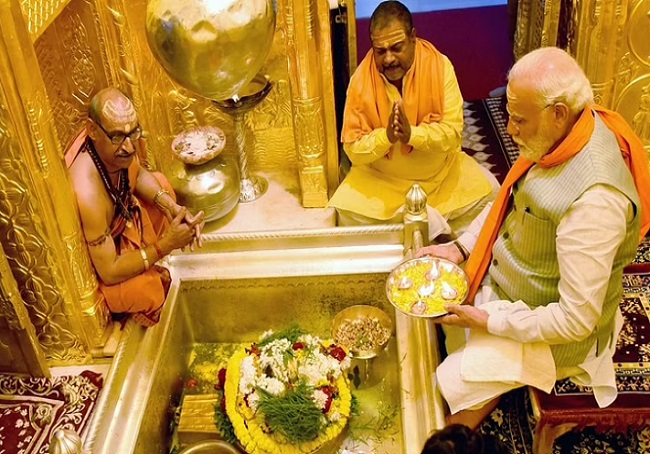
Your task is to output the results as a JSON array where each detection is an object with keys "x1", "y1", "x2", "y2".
[
  {"x1": 385, "y1": 256, "x2": 469, "y2": 318},
  {"x1": 218, "y1": 326, "x2": 353, "y2": 454}
]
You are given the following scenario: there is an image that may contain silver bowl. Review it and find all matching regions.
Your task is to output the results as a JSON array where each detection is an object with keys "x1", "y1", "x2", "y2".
[
  {"x1": 331, "y1": 305, "x2": 393, "y2": 360},
  {"x1": 385, "y1": 257, "x2": 469, "y2": 318}
]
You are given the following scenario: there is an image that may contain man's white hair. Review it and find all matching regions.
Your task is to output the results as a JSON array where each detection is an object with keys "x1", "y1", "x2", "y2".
[{"x1": 507, "y1": 47, "x2": 593, "y2": 113}]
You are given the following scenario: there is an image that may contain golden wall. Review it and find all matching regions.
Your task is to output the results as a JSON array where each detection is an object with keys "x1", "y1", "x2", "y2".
[
  {"x1": 0, "y1": 0, "x2": 341, "y2": 366},
  {"x1": 515, "y1": 0, "x2": 650, "y2": 150},
  {"x1": 2, "y1": 0, "x2": 646, "y2": 368}
]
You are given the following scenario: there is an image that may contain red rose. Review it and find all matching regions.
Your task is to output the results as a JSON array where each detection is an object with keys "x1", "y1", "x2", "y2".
[
  {"x1": 214, "y1": 368, "x2": 227, "y2": 390},
  {"x1": 292, "y1": 342, "x2": 305, "y2": 350},
  {"x1": 329, "y1": 345, "x2": 346, "y2": 361},
  {"x1": 320, "y1": 386, "x2": 333, "y2": 413},
  {"x1": 186, "y1": 378, "x2": 198, "y2": 389}
]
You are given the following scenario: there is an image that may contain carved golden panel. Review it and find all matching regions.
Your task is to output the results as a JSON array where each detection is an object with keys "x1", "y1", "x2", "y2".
[
  {"x1": 627, "y1": 0, "x2": 650, "y2": 68},
  {"x1": 34, "y1": 0, "x2": 109, "y2": 153},
  {"x1": 20, "y1": 0, "x2": 72, "y2": 42},
  {"x1": 0, "y1": 97, "x2": 88, "y2": 363}
]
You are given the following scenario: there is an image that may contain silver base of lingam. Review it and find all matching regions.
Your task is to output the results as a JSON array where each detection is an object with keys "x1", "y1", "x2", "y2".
[{"x1": 239, "y1": 174, "x2": 268, "y2": 203}]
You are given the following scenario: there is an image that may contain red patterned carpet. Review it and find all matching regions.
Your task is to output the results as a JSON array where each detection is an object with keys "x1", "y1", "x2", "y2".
[{"x1": 0, "y1": 371, "x2": 103, "y2": 453}]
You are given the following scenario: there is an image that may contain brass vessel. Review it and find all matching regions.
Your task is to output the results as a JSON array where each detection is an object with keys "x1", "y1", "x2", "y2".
[{"x1": 168, "y1": 127, "x2": 241, "y2": 222}]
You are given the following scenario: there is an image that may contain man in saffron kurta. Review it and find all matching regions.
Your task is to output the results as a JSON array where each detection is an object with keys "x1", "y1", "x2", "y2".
[
  {"x1": 67, "y1": 88, "x2": 204, "y2": 327},
  {"x1": 417, "y1": 48, "x2": 650, "y2": 429},
  {"x1": 328, "y1": 1, "x2": 496, "y2": 236}
]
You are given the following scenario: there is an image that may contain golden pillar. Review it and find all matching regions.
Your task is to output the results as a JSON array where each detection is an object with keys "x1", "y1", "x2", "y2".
[
  {"x1": 0, "y1": 0, "x2": 109, "y2": 364},
  {"x1": 569, "y1": 0, "x2": 628, "y2": 108},
  {"x1": 282, "y1": 0, "x2": 339, "y2": 206},
  {"x1": 0, "y1": 241, "x2": 49, "y2": 377},
  {"x1": 514, "y1": 0, "x2": 650, "y2": 151},
  {"x1": 513, "y1": 0, "x2": 562, "y2": 61}
]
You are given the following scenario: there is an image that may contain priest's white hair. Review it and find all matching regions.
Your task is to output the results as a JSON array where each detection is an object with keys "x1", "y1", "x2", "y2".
[{"x1": 507, "y1": 47, "x2": 594, "y2": 114}]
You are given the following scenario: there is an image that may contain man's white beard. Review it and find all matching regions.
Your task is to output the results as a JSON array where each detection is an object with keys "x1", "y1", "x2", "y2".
[{"x1": 514, "y1": 121, "x2": 556, "y2": 163}]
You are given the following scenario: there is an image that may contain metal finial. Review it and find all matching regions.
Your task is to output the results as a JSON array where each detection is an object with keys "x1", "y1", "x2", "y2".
[
  {"x1": 49, "y1": 429, "x2": 83, "y2": 454},
  {"x1": 405, "y1": 183, "x2": 428, "y2": 215}
]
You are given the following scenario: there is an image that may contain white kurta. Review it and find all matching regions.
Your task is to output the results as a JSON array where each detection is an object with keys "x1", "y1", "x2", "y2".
[{"x1": 438, "y1": 182, "x2": 633, "y2": 414}]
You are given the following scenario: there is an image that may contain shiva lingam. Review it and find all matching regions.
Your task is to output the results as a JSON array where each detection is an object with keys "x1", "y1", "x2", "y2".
[{"x1": 212, "y1": 73, "x2": 272, "y2": 202}]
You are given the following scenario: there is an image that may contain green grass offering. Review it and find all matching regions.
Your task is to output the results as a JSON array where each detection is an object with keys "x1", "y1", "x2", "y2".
[{"x1": 257, "y1": 383, "x2": 323, "y2": 443}]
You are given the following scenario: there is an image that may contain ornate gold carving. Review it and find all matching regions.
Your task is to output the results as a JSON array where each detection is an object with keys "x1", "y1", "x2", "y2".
[
  {"x1": 32, "y1": 5, "x2": 109, "y2": 348},
  {"x1": 167, "y1": 89, "x2": 200, "y2": 131},
  {"x1": 627, "y1": 0, "x2": 650, "y2": 68},
  {"x1": 612, "y1": 1, "x2": 650, "y2": 147},
  {"x1": 540, "y1": 0, "x2": 562, "y2": 47},
  {"x1": 20, "y1": 0, "x2": 72, "y2": 42},
  {"x1": 0, "y1": 258, "x2": 29, "y2": 332},
  {"x1": 514, "y1": 0, "x2": 531, "y2": 60},
  {"x1": 0, "y1": 153, "x2": 89, "y2": 362},
  {"x1": 293, "y1": 98, "x2": 326, "y2": 163},
  {"x1": 25, "y1": 97, "x2": 50, "y2": 175},
  {"x1": 571, "y1": 0, "x2": 626, "y2": 107},
  {"x1": 614, "y1": 52, "x2": 641, "y2": 101},
  {"x1": 35, "y1": 2, "x2": 104, "y2": 151},
  {"x1": 283, "y1": 0, "x2": 334, "y2": 207},
  {"x1": 633, "y1": 82, "x2": 650, "y2": 144},
  {"x1": 300, "y1": 165, "x2": 329, "y2": 207}
]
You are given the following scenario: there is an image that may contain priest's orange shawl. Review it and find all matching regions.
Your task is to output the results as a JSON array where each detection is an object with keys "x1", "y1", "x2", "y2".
[{"x1": 342, "y1": 38, "x2": 445, "y2": 154}]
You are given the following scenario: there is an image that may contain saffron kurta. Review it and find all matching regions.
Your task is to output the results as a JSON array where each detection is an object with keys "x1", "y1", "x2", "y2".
[{"x1": 328, "y1": 39, "x2": 492, "y2": 220}]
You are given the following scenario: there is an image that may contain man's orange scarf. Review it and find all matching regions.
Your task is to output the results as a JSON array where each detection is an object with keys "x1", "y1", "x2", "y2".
[
  {"x1": 465, "y1": 105, "x2": 650, "y2": 302},
  {"x1": 341, "y1": 38, "x2": 445, "y2": 155}
]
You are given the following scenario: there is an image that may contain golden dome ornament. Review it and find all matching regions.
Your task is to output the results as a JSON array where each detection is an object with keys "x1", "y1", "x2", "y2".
[
  {"x1": 48, "y1": 429, "x2": 85, "y2": 454},
  {"x1": 145, "y1": 0, "x2": 276, "y2": 101}
]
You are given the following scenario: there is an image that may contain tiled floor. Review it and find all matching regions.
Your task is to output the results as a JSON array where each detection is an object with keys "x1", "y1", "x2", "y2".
[{"x1": 355, "y1": 0, "x2": 507, "y2": 18}]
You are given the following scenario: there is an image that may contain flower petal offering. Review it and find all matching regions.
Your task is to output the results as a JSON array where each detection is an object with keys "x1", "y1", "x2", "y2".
[
  {"x1": 172, "y1": 125, "x2": 226, "y2": 165},
  {"x1": 220, "y1": 326, "x2": 352, "y2": 454},
  {"x1": 385, "y1": 257, "x2": 469, "y2": 317}
]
